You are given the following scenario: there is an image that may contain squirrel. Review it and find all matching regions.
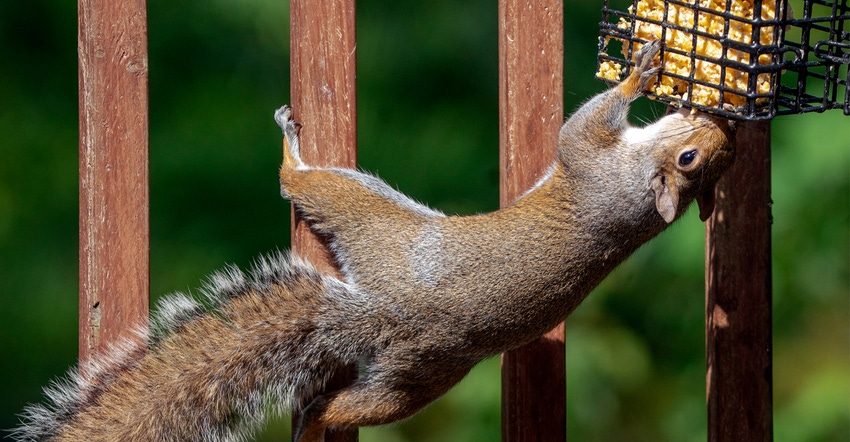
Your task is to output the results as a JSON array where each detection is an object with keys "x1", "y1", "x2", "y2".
[{"x1": 12, "y1": 40, "x2": 735, "y2": 442}]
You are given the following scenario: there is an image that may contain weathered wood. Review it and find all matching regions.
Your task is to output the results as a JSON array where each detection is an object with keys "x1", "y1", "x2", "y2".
[
  {"x1": 705, "y1": 121, "x2": 773, "y2": 442},
  {"x1": 289, "y1": 0, "x2": 357, "y2": 440},
  {"x1": 498, "y1": 0, "x2": 566, "y2": 440},
  {"x1": 77, "y1": 0, "x2": 150, "y2": 370}
]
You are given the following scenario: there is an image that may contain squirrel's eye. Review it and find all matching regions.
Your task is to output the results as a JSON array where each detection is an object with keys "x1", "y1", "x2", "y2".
[{"x1": 678, "y1": 150, "x2": 697, "y2": 167}]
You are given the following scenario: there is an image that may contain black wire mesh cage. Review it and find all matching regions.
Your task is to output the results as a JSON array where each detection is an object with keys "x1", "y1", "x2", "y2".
[{"x1": 597, "y1": 0, "x2": 849, "y2": 120}]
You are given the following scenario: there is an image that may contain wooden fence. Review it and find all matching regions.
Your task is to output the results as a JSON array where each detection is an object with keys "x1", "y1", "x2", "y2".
[{"x1": 77, "y1": 0, "x2": 772, "y2": 440}]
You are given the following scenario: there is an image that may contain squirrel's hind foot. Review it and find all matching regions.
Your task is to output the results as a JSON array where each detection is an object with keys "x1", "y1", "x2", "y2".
[
  {"x1": 275, "y1": 105, "x2": 297, "y2": 134},
  {"x1": 275, "y1": 105, "x2": 303, "y2": 169}
]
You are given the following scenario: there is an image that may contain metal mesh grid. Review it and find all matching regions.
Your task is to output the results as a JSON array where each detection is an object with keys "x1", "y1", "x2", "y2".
[{"x1": 597, "y1": 0, "x2": 849, "y2": 120}]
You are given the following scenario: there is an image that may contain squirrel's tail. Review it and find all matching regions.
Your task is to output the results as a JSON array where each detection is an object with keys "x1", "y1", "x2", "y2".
[{"x1": 11, "y1": 252, "x2": 369, "y2": 442}]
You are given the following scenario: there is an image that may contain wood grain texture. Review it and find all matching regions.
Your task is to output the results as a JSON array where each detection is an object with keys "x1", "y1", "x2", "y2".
[
  {"x1": 290, "y1": 0, "x2": 357, "y2": 440},
  {"x1": 290, "y1": 0, "x2": 357, "y2": 276},
  {"x1": 705, "y1": 121, "x2": 773, "y2": 442},
  {"x1": 78, "y1": 0, "x2": 150, "y2": 370},
  {"x1": 498, "y1": 0, "x2": 566, "y2": 440}
]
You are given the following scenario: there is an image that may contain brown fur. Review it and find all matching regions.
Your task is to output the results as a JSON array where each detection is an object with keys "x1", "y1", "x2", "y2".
[
  {"x1": 277, "y1": 40, "x2": 734, "y2": 440},
  {"x1": 13, "y1": 40, "x2": 735, "y2": 442}
]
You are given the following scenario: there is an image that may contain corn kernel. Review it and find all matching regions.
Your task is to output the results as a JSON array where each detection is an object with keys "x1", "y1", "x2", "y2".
[{"x1": 597, "y1": 60, "x2": 624, "y2": 81}]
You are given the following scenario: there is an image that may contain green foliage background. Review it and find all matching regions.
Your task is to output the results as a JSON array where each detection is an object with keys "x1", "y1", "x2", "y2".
[{"x1": 1, "y1": 0, "x2": 847, "y2": 440}]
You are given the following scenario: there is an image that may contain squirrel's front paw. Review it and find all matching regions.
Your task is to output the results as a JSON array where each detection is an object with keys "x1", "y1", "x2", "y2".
[
  {"x1": 632, "y1": 40, "x2": 662, "y2": 90},
  {"x1": 616, "y1": 40, "x2": 662, "y2": 99}
]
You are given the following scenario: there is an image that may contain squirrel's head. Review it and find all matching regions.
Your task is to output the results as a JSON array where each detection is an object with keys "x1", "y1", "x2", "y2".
[{"x1": 644, "y1": 108, "x2": 736, "y2": 223}]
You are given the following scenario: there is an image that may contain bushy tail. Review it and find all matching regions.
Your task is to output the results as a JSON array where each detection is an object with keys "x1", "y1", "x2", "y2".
[{"x1": 11, "y1": 252, "x2": 368, "y2": 442}]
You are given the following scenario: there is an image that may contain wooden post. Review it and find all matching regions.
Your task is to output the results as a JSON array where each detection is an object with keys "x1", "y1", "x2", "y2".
[
  {"x1": 78, "y1": 0, "x2": 150, "y2": 369},
  {"x1": 705, "y1": 121, "x2": 773, "y2": 441},
  {"x1": 289, "y1": 0, "x2": 357, "y2": 440},
  {"x1": 498, "y1": 0, "x2": 566, "y2": 440}
]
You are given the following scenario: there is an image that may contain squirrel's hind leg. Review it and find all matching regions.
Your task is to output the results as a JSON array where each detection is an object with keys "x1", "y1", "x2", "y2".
[
  {"x1": 276, "y1": 105, "x2": 312, "y2": 202},
  {"x1": 294, "y1": 357, "x2": 473, "y2": 442}
]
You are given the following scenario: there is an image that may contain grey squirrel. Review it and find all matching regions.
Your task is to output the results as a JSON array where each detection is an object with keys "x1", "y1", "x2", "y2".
[{"x1": 12, "y1": 40, "x2": 735, "y2": 441}]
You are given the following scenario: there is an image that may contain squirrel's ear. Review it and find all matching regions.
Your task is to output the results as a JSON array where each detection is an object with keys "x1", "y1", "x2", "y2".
[
  {"x1": 696, "y1": 187, "x2": 716, "y2": 222},
  {"x1": 651, "y1": 174, "x2": 678, "y2": 224}
]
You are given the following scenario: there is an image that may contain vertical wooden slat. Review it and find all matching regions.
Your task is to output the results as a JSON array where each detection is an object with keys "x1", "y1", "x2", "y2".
[
  {"x1": 705, "y1": 121, "x2": 773, "y2": 441},
  {"x1": 78, "y1": 0, "x2": 150, "y2": 369},
  {"x1": 289, "y1": 0, "x2": 357, "y2": 440},
  {"x1": 498, "y1": 0, "x2": 565, "y2": 441}
]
